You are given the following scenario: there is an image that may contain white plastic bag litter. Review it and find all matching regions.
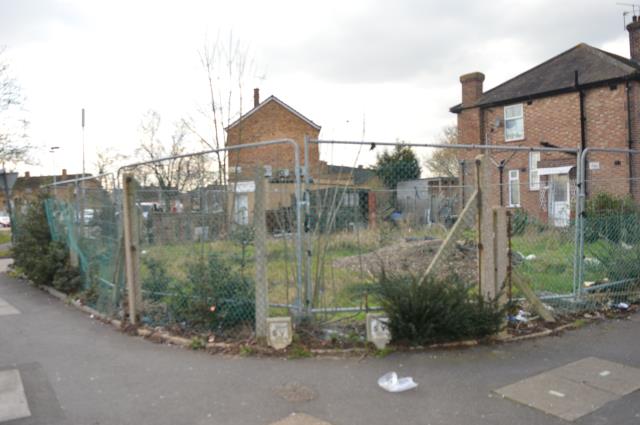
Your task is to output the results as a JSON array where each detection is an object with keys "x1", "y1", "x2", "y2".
[{"x1": 378, "y1": 372, "x2": 418, "y2": 393}]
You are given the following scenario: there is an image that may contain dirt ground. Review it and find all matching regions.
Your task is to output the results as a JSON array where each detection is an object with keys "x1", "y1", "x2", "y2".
[{"x1": 332, "y1": 238, "x2": 478, "y2": 282}]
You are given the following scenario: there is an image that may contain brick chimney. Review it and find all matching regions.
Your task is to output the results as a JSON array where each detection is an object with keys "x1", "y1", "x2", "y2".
[
  {"x1": 253, "y1": 88, "x2": 260, "y2": 108},
  {"x1": 62, "y1": 169, "x2": 67, "y2": 177},
  {"x1": 627, "y1": 16, "x2": 640, "y2": 62},
  {"x1": 460, "y1": 72, "x2": 485, "y2": 107},
  {"x1": 24, "y1": 171, "x2": 30, "y2": 178}
]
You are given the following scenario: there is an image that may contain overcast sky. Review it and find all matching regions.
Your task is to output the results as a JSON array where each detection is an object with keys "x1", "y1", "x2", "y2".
[{"x1": 0, "y1": 0, "x2": 634, "y2": 176}]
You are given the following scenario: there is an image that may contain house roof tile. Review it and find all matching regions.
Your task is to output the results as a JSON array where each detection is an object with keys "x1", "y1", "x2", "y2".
[
  {"x1": 451, "y1": 43, "x2": 640, "y2": 112},
  {"x1": 226, "y1": 95, "x2": 321, "y2": 131}
]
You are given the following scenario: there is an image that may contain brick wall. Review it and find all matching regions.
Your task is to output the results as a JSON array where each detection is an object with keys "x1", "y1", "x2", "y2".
[
  {"x1": 455, "y1": 82, "x2": 636, "y2": 223},
  {"x1": 583, "y1": 84, "x2": 631, "y2": 197},
  {"x1": 226, "y1": 100, "x2": 320, "y2": 180}
]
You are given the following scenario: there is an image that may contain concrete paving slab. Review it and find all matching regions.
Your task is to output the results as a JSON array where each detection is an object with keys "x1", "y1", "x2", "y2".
[
  {"x1": 554, "y1": 357, "x2": 640, "y2": 396},
  {"x1": 496, "y1": 371, "x2": 618, "y2": 421},
  {"x1": 0, "y1": 369, "x2": 31, "y2": 422},
  {"x1": 0, "y1": 297, "x2": 19, "y2": 316},
  {"x1": 269, "y1": 413, "x2": 333, "y2": 425}
]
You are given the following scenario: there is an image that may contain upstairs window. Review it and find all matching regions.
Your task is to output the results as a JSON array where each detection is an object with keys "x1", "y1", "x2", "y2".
[{"x1": 504, "y1": 104, "x2": 524, "y2": 141}]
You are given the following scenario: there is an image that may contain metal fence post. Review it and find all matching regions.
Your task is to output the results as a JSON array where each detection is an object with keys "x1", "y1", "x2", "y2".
[
  {"x1": 572, "y1": 151, "x2": 583, "y2": 298},
  {"x1": 303, "y1": 135, "x2": 312, "y2": 315},
  {"x1": 254, "y1": 167, "x2": 268, "y2": 339},
  {"x1": 122, "y1": 173, "x2": 141, "y2": 324}
]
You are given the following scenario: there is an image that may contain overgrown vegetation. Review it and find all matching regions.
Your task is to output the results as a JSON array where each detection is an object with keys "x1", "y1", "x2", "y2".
[
  {"x1": 0, "y1": 231, "x2": 11, "y2": 245},
  {"x1": 510, "y1": 209, "x2": 546, "y2": 236},
  {"x1": 590, "y1": 242, "x2": 640, "y2": 283},
  {"x1": 153, "y1": 253, "x2": 255, "y2": 331},
  {"x1": 229, "y1": 225, "x2": 255, "y2": 270},
  {"x1": 585, "y1": 193, "x2": 640, "y2": 244},
  {"x1": 142, "y1": 257, "x2": 171, "y2": 302},
  {"x1": 12, "y1": 194, "x2": 83, "y2": 294},
  {"x1": 373, "y1": 272, "x2": 504, "y2": 345}
]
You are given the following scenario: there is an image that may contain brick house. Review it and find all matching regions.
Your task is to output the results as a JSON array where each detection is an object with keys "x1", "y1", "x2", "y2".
[
  {"x1": 225, "y1": 90, "x2": 376, "y2": 226},
  {"x1": 1, "y1": 170, "x2": 100, "y2": 210},
  {"x1": 452, "y1": 19, "x2": 640, "y2": 226}
]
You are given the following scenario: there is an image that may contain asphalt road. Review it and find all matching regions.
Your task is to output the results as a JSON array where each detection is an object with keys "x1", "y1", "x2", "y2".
[{"x1": 0, "y1": 266, "x2": 639, "y2": 425}]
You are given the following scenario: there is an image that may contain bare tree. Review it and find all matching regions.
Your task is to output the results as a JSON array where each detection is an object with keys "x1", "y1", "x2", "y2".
[
  {"x1": 424, "y1": 125, "x2": 459, "y2": 178},
  {"x1": 94, "y1": 148, "x2": 129, "y2": 190},
  {"x1": 0, "y1": 48, "x2": 32, "y2": 169},
  {"x1": 95, "y1": 148, "x2": 128, "y2": 175},
  {"x1": 135, "y1": 110, "x2": 208, "y2": 206},
  {"x1": 182, "y1": 33, "x2": 261, "y2": 186}
]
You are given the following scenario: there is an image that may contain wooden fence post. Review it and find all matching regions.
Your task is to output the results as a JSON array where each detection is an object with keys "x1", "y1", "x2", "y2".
[
  {"x1": 254, "y1": 168, "x2": 268, "y2": 340},
  {"x1": 122, "y1": 173, "x2": 141, "y2": 324}
]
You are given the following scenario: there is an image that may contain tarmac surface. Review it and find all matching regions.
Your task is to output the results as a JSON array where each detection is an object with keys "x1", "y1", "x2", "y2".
[{"x1": 0, "y1": 261, "x2": 639, "y2": 425}]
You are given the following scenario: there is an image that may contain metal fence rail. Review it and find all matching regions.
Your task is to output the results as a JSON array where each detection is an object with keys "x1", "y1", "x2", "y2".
[{"x1": 11, "y1": 138, "x2": 639, "y2": 341}]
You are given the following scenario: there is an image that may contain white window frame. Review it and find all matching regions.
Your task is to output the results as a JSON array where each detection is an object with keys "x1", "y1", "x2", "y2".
[
  {"x1": 508, "y1": 169, "x2": 521, "y2": 207},
  {"x1": 529, "y1": 151, "x2": 540, "y2": 191},
  {"x1": 504, "y1": 103, "x2": 525, "y2": 142}
]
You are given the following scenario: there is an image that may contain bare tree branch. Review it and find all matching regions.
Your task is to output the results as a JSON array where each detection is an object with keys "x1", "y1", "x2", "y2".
[
  {"x1": 423, "y1": 125, "x2": 460, "y2": 178},
  {"x1": 0, "y1": 47, "x2": 32, "y2": 169}
]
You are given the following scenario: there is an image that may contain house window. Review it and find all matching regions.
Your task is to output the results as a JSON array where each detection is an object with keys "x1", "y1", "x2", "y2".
[
  {"x1": 504, "y1": 104, "x2": 524, "y2": 141},
  {"x1": 341, "y1": 192, "x2": 359, "y2": 207},
  {"x1": 508, "y1": 170, "x2": 520, "y2": 207},
  {"x1": 529, "y1": 151, "x2": 540, "y2": 190}
]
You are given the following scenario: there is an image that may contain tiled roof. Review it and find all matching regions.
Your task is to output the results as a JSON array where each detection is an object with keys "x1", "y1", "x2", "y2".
[
  {"x1": 451, "y1": 43, "x2": 640, "y2": 112},
  {"x1": 226, "y1": 95, "x2": 321, "y2": 131}
]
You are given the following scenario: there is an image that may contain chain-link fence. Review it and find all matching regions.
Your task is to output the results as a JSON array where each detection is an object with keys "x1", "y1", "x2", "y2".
[
  {"x1": 302, "y1": 140, "x2": 480, "y2": 325},
  {"x1": 572, "y1": 149, "x2": 640, "y2": 311},
  {"x1": 13, "y1": 139, "x2": 639, "y2": 342},
  {"x1": 122, "y1": 140, "x2": 304, "y2": 339},
  {"x1": 43, "y1": 174, "x2": 124, "y2": 315}
]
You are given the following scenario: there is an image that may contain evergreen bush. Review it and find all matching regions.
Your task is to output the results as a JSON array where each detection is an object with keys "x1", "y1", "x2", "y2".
[
  {"x1": 374, "y1": 272, "x2": 504, "y2": 345},
  {"x1": 12, "y1": 194, "x2": 83, "y2": 293}
]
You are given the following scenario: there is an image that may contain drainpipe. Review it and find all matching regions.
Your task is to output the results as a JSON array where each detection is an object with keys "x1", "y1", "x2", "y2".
[
  {"x1": 575, "y1": 70, "x2": 587, "y2": 195},
  {"x1": 626, "y1": 80, "x2": 634, "y2": 196},
  {"x1": 459, "y1": 160, "x2": 466, "y2": 206},
  {"x1": 498, "y1": 160, "x2": 505, "y2": 206}
]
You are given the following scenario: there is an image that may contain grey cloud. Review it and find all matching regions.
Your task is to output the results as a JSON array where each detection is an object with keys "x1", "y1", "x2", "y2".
[
  {"x1": 0, "y1": 0, "x2": 82, "y2": 44},
  {"x1": 266, "y1": 0, "x2": 626, "y2": 84}
]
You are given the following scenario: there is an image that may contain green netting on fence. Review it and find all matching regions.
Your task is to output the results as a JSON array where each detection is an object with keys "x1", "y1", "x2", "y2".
[{"x1": 43, "y1": 191, "x2": 124, "y2": 316}]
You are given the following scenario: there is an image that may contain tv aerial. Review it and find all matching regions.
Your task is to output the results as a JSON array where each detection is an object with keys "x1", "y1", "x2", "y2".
[{"x1": 618, "y1": 2, "x2": 640, "y2": 28}]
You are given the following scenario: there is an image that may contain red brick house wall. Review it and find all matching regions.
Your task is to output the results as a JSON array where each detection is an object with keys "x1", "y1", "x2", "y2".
[
  {"x1": 226, "y1": 97, "x2": 320, "y2": 180},
  {"x1": 454, "y1": 28, "x2": 640, "y2": 223}
]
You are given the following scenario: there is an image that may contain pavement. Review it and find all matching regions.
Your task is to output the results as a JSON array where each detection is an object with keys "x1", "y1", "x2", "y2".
[{"x1": 0, "y1": 260, "x2": 639, "y2": 425}]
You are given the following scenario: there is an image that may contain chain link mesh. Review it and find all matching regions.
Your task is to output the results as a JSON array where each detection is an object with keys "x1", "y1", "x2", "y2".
[
  {"x1": 14, "y1": 143, "x2": 639, "y2": 340},
  {"x1": 43, "y1": 177, "x2": 124, "y2": 315}
]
